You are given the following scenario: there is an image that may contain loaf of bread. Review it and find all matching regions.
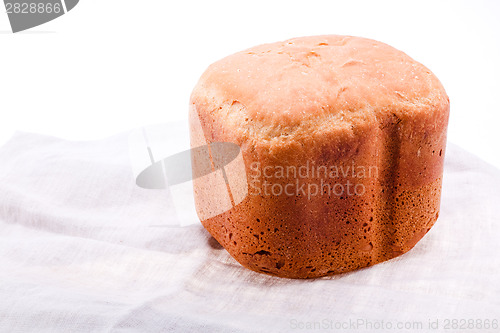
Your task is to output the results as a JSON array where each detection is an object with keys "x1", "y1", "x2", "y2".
[{"x1": 189, "y1": 35, "x2": 449, "y2": 278}]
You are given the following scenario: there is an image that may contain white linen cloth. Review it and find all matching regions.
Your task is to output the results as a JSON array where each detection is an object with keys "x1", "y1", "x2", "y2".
[{"x1": 0, "y1": 127, "x2": 499, "y2": 332}]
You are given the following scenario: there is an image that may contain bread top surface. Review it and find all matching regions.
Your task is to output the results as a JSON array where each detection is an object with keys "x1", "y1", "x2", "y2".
[{"x1": 191, "y1": 35, "x2": 449, "y2": 144}]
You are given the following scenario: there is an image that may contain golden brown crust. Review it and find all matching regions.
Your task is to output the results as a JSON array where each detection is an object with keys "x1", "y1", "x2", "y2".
[{"x1": 190, "y1": 35, "x2": 449, "y2": 278}]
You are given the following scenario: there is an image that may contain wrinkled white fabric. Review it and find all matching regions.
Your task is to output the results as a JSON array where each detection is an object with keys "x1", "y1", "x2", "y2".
[{"x1": 0, "y1": 129, "x2": 499, "y2": 333}]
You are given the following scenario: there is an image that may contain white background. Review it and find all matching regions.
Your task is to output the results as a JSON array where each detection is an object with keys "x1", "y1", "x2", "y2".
[{"x1": 1, "y1": 0, "x2": 499, "y2": 168}]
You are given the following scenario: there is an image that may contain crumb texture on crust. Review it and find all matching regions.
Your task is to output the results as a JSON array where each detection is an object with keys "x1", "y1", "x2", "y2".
[{"x1": 190, "y1": 35, "x2": 450, "y2": 279}]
